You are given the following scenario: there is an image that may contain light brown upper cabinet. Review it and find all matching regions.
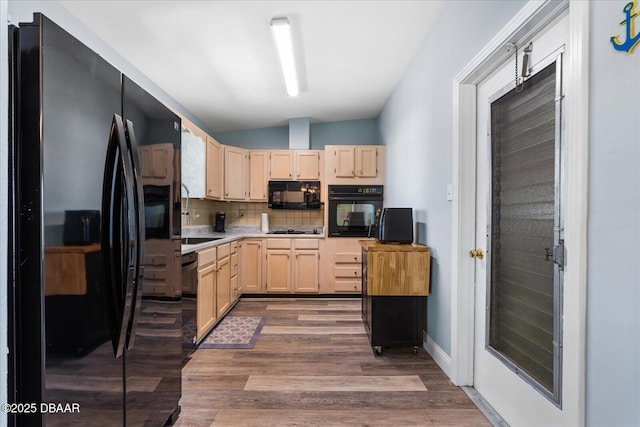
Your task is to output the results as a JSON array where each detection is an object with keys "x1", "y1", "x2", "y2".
[
  {"x1": 325, "y1": 145, "x2": 385, "y2": 184},
  {"x1": 248, "y1": 151, "x2": 269, "y2": 201},
  {"x1": 355, "y1": 146, "x2": 378, "y2": 177},
  {"x1": 206, "y1": 136, "x2": 223, "y2": 200},
  {"x1": 333, "y1": 146, "x2": 356, "y2": 178},
  {"x1": 332, "y1": 146, "x2": 376, "y2": 178},
  {"x1": 269, "y1": 150, "x2": 321, "y2": 181},
  {"x1": 295, "y1": 151, "x2": 321, "y2": 180},
  {"x1": 269, "y1": 151, "x2": 294, "y2": 180},
  {"x1": 224, "y1": 146, "x2": 248, "y2": 200}
]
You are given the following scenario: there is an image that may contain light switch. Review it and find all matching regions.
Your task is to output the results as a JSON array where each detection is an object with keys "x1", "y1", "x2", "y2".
[{"x1": 446, "y1": 184, "x2": 453, "y2": 201}]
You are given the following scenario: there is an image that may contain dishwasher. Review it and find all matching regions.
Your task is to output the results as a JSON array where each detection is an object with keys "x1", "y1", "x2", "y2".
[
  {"x1": 182, "y1": 251, "x2": 198, "y2": 352},
  {"x1": 181, "y1": 252, "x2": 198, "y2": 296}
]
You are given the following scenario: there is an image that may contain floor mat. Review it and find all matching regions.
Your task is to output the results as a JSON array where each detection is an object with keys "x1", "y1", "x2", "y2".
[{"x1": 185, "y1": 316, "x2": 265, "y2": 349}]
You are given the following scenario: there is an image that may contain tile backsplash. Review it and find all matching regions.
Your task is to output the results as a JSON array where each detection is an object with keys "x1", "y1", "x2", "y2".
[{"x1": 182, "y1": 199, "x2": 324, "y2": 227}]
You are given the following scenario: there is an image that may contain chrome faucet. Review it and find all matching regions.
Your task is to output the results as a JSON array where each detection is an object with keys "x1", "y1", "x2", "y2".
[{"x1": 181, "y1": 183, "x2": 190, "y2": 225}]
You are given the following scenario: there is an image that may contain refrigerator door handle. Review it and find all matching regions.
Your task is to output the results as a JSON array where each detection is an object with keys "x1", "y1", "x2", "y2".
[
  {"x1": 123, "y1": 119, "x2": 145, "y2": 351},
  {"x1": 101, "y1": 114, "x2": 138, "y2": 359}
]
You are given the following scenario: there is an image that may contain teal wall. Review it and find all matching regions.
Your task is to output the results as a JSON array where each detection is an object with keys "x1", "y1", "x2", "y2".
[
  {"x1": 311, "y1": 118, "x2": 380, "y2": 148},
  {"x1": 213, "y1": 118, "x2": 380, "y2": 149},
  {"x1": 212, "y1": 126, "x2": 289, "y2": 149},
  {"x1": 379, "y1": 0, "x2": 526, "y2": 359},
  {"x1": 586, "y1": 1, "x2": 640, "y2": 425}
]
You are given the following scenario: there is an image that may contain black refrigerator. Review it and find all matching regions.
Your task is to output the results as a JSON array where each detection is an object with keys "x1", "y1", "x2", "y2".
[{"x1": 8, "y1": 14, "x2": 182, "y2": 426}]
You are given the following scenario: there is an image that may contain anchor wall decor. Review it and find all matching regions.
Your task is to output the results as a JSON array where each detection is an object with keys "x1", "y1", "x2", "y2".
[{"x1": 611, "y1": 0, "x2": 640, "y2": 54}]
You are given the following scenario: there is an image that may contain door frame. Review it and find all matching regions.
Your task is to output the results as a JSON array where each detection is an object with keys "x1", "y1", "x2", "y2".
[{"x1": 450, "y1": 0, "x2": 588, "y2": 424}]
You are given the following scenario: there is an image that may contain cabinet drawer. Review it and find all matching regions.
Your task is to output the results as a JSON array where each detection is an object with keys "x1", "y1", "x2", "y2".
[
  {"x1": 145, "y1": 254, "x2": 167, "y2": 266},
  {"x1": 334, "y1": 265, "x2": 361, "y2": 278},
  {"x1": 294, "y1": 239, "x2": 319, "y2": 250},
  {"x1": 230, "y1": 240, "x2": 238, "y2": 254},
  {"x1": 217, "y1": 243, "x2": 230, "y2": 260},
  {"x1": 197, "y1": 247, "x2": 216, "y2": 268},
  {"x1": 334, "y1": 281, "x2": 361, "y2": 293},
  {"x1": 230, "y1": 252, "x2": 238, "y2": 277},
  {"x1": 266, "y1": 239, "x2": 291, "y2": 249},
  {"x1": 335, "y1": 253, "x2": 361, "y2": 264}
]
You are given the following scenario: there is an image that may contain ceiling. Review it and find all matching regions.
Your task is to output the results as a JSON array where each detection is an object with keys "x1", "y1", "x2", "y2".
[{"x1": 59, "y1": 1, "x2": 444, "y2": 133}]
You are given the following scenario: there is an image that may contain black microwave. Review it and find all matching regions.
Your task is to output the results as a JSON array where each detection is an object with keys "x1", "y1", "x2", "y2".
[{"x1": 268, "y1": 181, "x2": 321, "y2": 210}]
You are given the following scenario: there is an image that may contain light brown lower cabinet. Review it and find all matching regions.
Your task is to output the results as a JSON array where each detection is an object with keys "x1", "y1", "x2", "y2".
[
  {"x1": 293, "y1": 250, "x2": 320, "y2": 292},
  {"x1": 265, "y1": 239, "x2": 319, "y2": 293},
  {"x1": 241, "y1": 239, "x2": 263, "y2": 293},
  {"x1": 193, "y1": 242, "x2": 245, "y2": 342},
  {"x1": 265, "y1": 249, "x2": 291, "y2": 292},
  {"x1": 216, "y1": 255, "x2": 231, "y2": 318},
  {"x1": 293, "y1": 239, "x2": 320, "y2": 293},
  {"x1": 196, "y1": 247, "x2": 217, "y2": 341},
  {"x1": 230, "y1": 243, "x2": 240, "y2": 299},
  {"x1": 324, "y1": 237, "x2": 365, "y2": 293}
]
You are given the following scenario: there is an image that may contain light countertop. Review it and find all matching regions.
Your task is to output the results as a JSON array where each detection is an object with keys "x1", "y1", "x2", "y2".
[{"x1": 181, "y1": 226, "x2": 324, "y2": 254}]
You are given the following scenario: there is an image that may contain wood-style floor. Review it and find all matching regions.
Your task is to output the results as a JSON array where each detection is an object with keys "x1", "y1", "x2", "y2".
[{"x1": 176, "y1": 298, "x2": 490, "y2": 426}]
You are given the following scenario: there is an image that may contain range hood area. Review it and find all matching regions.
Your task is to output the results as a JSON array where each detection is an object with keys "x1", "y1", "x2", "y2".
[{"x1": 288, "y1": 117, "x2": 310, "y2": 150}]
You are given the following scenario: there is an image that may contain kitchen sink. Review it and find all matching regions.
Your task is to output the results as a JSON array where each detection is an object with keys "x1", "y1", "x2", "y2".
[{"x1": 181, "y1": 237, "x2": 222, "y2": 245}]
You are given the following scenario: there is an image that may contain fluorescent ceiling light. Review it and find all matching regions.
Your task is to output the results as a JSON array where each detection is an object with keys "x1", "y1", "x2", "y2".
[{"x1": 270, "y1": 17, "x2": 299, "y2": 97}]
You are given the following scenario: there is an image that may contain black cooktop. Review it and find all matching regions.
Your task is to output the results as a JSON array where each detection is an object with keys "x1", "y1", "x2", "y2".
[{"x1": 267, "y1": 229, "x2": 318, "y2": 235}]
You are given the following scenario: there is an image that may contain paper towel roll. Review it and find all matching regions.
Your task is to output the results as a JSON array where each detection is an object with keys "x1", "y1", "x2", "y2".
[{"x1": 261, "y1": 213, "x2": 269, "y2": 233}]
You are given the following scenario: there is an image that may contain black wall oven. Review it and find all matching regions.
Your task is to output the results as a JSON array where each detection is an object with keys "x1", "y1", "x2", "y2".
[{"x1": 328, "y1": 185, "x2": 383, "y2": 237}]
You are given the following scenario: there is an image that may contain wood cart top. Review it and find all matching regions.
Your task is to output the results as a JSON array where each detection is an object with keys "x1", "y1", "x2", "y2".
[
  {"x1": 359, "y1": 240, "x2": 430, "y2": 296},
  {"x1": 358, "y1": 241, "x2": 430, "y2": 252}
]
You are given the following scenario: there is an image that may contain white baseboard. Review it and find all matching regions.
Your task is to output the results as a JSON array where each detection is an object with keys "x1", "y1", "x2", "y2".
[{"x1": 424, "y1": 334, "x2": 452, "y2": 378}]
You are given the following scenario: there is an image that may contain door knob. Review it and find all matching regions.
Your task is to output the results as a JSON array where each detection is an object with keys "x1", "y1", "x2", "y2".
[{"x1": 469, "y1": 249, "x2": 484, "y2": 260}]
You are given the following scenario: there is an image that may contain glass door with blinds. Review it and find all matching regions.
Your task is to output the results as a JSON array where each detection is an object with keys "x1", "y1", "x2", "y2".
[
  {"x1": 472, "y1": 13, "x2": 568, "y2": 423},
  {"x1": 486, "y1": 58, "x2": 564, "y2": 404}
]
